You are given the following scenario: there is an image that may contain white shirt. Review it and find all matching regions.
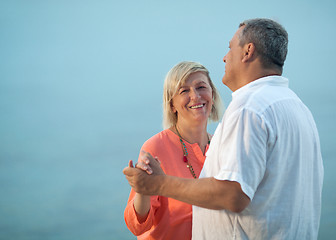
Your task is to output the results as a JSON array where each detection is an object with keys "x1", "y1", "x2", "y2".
[{"x1": 192, "y1": 76, "x2": 323, "y2": 240}]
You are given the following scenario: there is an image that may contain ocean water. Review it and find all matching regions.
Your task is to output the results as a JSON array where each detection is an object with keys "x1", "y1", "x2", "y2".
[{"x1": 1, "y1": 1, "x2": 335, "y2": 240}]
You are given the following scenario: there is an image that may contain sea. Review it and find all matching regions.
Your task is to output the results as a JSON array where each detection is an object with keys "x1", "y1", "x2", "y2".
[
  {"x1": 0, "y1": 74, "x2": 335, "y2": 240},
  {"x1": 1, "y1": 1, "x2": 335, "y2": 239}
]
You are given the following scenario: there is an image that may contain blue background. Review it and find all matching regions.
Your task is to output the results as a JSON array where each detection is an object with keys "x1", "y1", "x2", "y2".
[{"x1": 1, "y1": 0, "x2": 335, "y2": 239}]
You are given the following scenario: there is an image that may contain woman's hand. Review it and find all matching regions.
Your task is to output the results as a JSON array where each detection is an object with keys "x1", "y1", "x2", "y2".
[{"x1": 133, "y1": 151, "x2": 163, "y2": 175}]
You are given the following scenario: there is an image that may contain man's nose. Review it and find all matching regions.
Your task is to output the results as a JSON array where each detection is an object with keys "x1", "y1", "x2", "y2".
[{"x1": 223, "y1": 55, "x2": 227, "y2": 63}]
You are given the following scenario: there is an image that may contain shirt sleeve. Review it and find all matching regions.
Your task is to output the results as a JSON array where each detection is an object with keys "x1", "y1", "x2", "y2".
[{"x1": 214, "y1": 108, "x2": 268, "y2": 200}]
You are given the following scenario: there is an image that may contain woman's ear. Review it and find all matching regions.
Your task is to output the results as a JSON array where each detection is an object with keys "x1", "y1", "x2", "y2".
[
  {"x1": 171, "y1": 101, "x2": 177, "y2": 113},
  {"x1": 242, "y1": 43, "x2": 255, "y2": 62}
]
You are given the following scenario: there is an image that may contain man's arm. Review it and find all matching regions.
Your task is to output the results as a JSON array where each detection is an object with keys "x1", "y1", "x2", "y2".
[
  {"x1": 123, "y1": 154, "x2": 250, "y2": 213},
  {"x1": 159, "y1": 175, "x2": 250, "y2": 212}
]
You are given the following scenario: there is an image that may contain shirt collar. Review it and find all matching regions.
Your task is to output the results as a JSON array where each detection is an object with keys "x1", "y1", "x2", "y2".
[{"x1": 232, "y1": 75, "x2": 289, "y2": 97}]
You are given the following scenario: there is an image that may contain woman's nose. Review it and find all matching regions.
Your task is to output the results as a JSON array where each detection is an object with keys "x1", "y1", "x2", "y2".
[{"x1": 190, "y1": 88, "x2": 200, "y2": 100}]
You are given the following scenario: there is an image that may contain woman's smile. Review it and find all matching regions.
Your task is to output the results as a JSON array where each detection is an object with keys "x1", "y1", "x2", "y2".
[{"x1": 189, "y1": 103, "x2": 206, "y2": 109}]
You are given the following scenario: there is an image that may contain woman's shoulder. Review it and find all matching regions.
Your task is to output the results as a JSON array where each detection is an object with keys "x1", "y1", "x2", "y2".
[
  {"x1": 143, "y1": 129, "x2": 173, "y2": 148},
  {"x1": 141, "y1": 129, "x2": 180, "y2": 155}
]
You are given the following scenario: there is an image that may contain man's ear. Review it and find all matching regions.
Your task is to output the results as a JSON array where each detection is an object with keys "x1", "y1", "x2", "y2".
[{"x1": 242, "y1": 43, "x2": 255, "y2": 62}]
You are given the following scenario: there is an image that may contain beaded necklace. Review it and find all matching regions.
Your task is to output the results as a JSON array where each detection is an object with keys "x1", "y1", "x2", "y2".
[{"x1": 175, "y1": 125, "x2": 210, "y2": 179}]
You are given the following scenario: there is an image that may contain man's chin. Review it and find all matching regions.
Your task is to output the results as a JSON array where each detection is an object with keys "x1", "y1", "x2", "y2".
[{"x1": 222, "y1": 75, "x2": 228, "y2": 85}]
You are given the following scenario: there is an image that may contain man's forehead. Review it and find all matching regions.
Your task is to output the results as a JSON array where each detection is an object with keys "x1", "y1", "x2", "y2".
[
  {"x1": 229, "y1": 33, "x2": 237, "y2": 45},
  {"x1": 231, "y1": 27, "x2": 243, "y2": 43}
]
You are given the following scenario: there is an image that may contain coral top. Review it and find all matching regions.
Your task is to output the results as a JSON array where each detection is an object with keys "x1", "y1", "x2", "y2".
[{"x1": 124, "y1": 129, "x2": 208, "y2": 240}]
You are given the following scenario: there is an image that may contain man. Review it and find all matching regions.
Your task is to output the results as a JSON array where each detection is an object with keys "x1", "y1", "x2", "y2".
[{"x1": 124, "y1": 18, "x2": 323, "y2": 239}]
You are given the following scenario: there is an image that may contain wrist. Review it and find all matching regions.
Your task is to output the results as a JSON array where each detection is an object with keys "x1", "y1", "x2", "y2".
[
  {"x1": 156, "y1": 174, "x2": 168, "y2": 196},
  {"x1": 134, "y1": 193, "x2": 151, "y2": 218}
]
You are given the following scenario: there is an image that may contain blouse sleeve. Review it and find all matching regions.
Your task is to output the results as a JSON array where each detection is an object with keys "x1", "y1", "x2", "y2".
[
  {"x1": 124, "y1": 189, "x2": 161, "y2": 236},
  {"x1": 123, "y1": 141, "x2": 161, "y2": 236}
]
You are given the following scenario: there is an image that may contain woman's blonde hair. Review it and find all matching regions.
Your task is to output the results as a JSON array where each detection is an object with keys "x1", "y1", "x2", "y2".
[{"x1": 163, "y1": 61, "x2": 222, "y2": 129}]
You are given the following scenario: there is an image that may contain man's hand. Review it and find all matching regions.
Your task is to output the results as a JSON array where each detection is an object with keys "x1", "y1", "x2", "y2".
[{"x1": 123, "y1": 151, "x2": 165, "y2": 195}]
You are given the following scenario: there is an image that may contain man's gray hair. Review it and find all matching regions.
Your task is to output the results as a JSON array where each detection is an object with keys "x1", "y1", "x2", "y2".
[{"x1": 239, "y1": 18, "x2": 288, "y2": 71}]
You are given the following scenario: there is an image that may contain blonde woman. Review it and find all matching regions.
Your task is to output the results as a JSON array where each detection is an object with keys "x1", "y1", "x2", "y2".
[{"x1": 124, "y1": 61, "x2": 222, "y2": 240}]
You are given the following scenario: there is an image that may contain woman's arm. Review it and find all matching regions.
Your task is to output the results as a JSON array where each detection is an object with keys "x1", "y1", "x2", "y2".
[
  {"x1": 133, "y1": 193, "x2": 151, "y2": 223},
  {"x1": 128, "y1": 159, "x2": 152, "y2": 222},
  {"x1": 124, "y1": 160, "x2": 160, "y2": 236}
]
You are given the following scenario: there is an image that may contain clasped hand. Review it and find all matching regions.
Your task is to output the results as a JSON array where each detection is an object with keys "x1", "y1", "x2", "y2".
[{"x1": 123, "y1": 151, "x2": 165, "y2": 195}]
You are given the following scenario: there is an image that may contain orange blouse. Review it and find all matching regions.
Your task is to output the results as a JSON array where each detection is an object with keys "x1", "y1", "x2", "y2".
[{"x1": 124, "y1": 129, "x2": 208, "y2": 240}]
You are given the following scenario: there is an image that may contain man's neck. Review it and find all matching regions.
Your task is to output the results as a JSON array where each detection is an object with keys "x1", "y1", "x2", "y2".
[{"x1": 231, "y1": 67, "x2": 281, "y2": 92}]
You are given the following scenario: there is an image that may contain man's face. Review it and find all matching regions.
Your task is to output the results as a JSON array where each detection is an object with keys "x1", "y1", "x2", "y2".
[{"x1": 222, "y1": 27, "x2": 245, "y2": 91}]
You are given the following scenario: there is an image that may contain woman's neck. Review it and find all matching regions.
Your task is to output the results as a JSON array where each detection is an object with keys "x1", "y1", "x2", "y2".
[{"x1": 172, "y1": 120, "x2": 209, "y2": 154}]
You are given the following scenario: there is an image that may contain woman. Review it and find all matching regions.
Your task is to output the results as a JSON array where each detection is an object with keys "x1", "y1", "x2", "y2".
[{"x1": 124, "y1": 61, "x2": 222, "y2": 239}]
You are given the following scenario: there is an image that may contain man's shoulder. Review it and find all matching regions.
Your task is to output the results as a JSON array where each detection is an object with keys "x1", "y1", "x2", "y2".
[{"x1": 243, "y1": 83, "x2": 298, "y2": 114}]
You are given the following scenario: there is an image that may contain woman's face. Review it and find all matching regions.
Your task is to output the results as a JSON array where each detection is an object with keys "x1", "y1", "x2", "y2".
[{"x1": 171, "y1": 72, "x2": 213, "y2": 126}]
